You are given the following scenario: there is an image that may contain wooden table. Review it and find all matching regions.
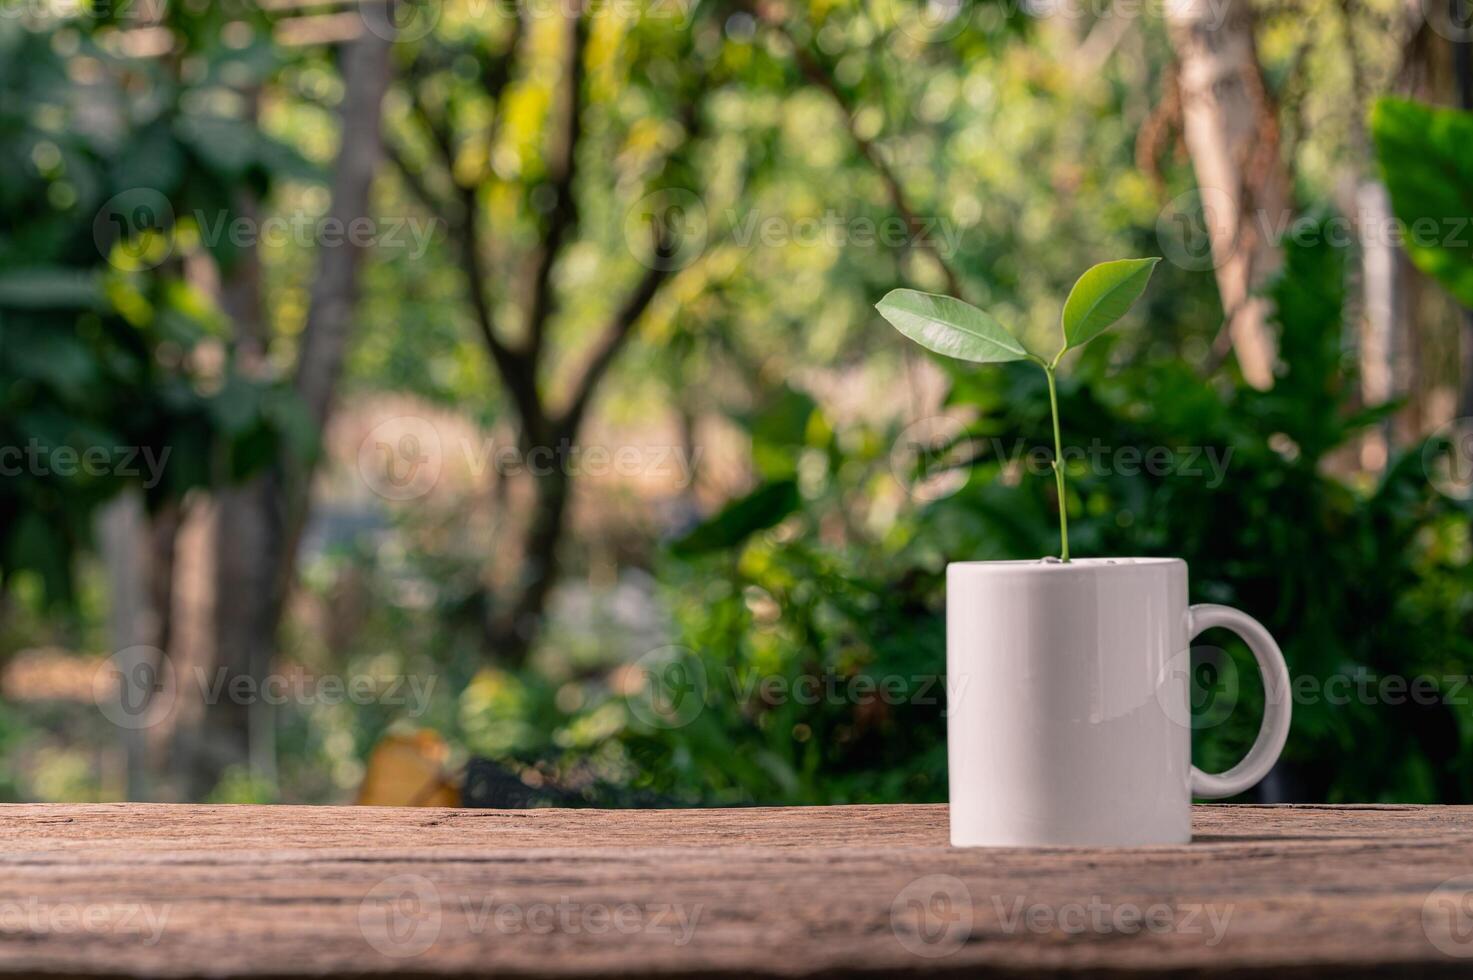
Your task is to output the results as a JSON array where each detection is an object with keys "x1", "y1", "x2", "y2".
[{"x1": 1, "y1": 803, "x2": 1471, "y2": 977}]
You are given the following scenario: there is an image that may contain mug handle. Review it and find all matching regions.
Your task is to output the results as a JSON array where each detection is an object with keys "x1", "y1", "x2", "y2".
[{"x1": 1186, "y1": 603, "x2": 1293, "y2": 799}]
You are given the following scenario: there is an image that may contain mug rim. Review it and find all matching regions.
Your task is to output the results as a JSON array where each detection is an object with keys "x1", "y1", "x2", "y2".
[{"x1": 948, "y1": 557, "x2": 1184, "y2": 573}]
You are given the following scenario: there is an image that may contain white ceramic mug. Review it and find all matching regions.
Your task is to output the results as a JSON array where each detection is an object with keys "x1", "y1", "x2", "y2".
[{"x1": 947, "y1": 558, "x2": 1291, "y2": 846}]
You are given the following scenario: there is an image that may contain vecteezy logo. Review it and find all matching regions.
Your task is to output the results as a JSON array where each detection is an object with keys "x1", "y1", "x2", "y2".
[
  {"x1": 1156, "y1": 644, "x2": 1239, "y2": 732},
  {"x1": 1423, "y1": 0, "x2": 1473, "y2": 42},
  {"x1": 624, "y1": 188, "x2": 708, "y2": 272},
  {"x1": 92, "y1": 646, "x2": 177, "y2": 731},
  {"x1": 356, "y1": 416, "x2": 443, "y2": 502},
  {"x1": 359, "y1": 0, "x2": 441, "y2": 42},
  {"x1": 890, "y1": 874, "x2": 972, "y2": 958},
  {"x1": 625, "y1": 645, "x2": 707, "y2": 729},
  {"x1": 359, "y1": 873, "x2": 442, "y2": 958},
  {"x1": 1423, "y1": 875, "x2": 1473, "y2": 957},
  {"x1": 93, "y1": 188, "x2": 175, "y2": 270},
  {"x1": 1156, "y1": 187, "x2": 1235, "y2": 272},
  {"x1": 889, "y1": 415, "x2": 970, "y2": 502},
  {"x1": 1424, "y1": 418, "x2": 1473, "y2": 501}
]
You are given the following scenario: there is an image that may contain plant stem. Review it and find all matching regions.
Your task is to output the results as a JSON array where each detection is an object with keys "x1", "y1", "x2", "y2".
[{"x1": 1043, "y1": 363, "x2": 1069, "y2": 561}]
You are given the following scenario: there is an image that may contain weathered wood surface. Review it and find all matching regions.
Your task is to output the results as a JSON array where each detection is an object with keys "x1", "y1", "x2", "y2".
[{"x1": 1, "y1": 803, "x2": 1471, "y2": 977}]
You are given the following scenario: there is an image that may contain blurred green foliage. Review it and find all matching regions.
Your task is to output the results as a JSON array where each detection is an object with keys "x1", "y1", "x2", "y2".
[
  {"x1": 1372, "y1": 98, "x2": 1473, "y2": 309},
  {"x1": 2, "y1": 3, "x2": 1471, "y2": 810},
  {"x1": 188, "y1": 59, "x2": 1473, "y2": 809},
  {"x1": 612, "y1": 231, "x2": 1471, "y2": 804},
  {"x1": 0, "y1": 18, "x2": 309, "y2": 602},
  {"x1": 442, "y1": 227, "x2": 1472, "y2": 806}
]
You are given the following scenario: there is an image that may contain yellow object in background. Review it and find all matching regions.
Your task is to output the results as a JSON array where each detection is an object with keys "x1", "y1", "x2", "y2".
[{"x1": 356, "y1": 730, "x2": 460, "y2": 807}]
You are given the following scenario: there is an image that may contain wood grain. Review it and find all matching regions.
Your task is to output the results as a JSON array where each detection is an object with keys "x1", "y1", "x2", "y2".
[{"x1": 0, "y1": 803, "x2": 1470, "y2": 977}]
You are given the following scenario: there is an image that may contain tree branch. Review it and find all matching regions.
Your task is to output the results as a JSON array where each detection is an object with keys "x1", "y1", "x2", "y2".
[
  {"x1": 742, "y1": 1, "x2": 965, "y2": 299},
  {"x1": 382, "y1": 137, "x2": 460, "y2": 225},
  {"x1": 557, "y1": 259, "x2": 670, "y2": 437},
  {"x1": 555, "y1": 90, "x2": 707, "y2": 436},
  {"x1": 479, "y1": 20, "x2": 715, "y2": 665},
  {"x1": 523, "y1": 7, "x2": 587, "y2": 365},
  {"x1": 402, "y1": 49, "x2": 544, "y2": 432},
  {"x1": 407, "y1": 78, "x2": 460, "y2": 187},
  {"x1": 457, "y1": 181, "x2": 545, "y2": 437}
]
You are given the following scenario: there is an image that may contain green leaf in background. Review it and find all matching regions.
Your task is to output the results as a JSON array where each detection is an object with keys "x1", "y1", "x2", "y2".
[
  {"x1": 9, "y1": 332, "x2": 98, "y2": 396},
  {"x1": 1060, "y1": 258, "x2": 1160, "y2": 350},
  {"x1": 670, "y1": 479, "x2": 800, "y2": 558},
  {"x1": 874, "y1": 289, "x2": 1029, "y2": 363},
  {"x1": 112, "y1": 120, "x2": 185, "y2": 198},
  {"x1": 745, "y1": 385, "x2": 818, "y2": 480},
  {"x1": 1371, "y1": 98, "x2": 1473, "y2": 308},
  {"x1": 209, "y1": 374, "x2": 265, "y2": 436},
  {"x1": 4, "y1": 512, "x2": 74, "y2": 602}
]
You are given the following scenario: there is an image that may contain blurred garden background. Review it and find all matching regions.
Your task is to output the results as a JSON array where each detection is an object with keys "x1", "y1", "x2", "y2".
[{"x1": 1, "y1": 0, "x2": 1471, "y2": 806}]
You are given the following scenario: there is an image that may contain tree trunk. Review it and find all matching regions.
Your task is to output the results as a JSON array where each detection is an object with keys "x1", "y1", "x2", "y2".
[
  {"x1": 1333, "y1": 0, "x2": 1395, "y2": 472},
  {"x1": 179, "y1": 187, "x2": 273, "y2": 798},
  {"x1": 203, "y1": 476, "x2": 282, "y2": 796},
  {"x1": 1355, "y1": 181, "x2": 1398, "y2": 470},
  {"x1": 164, "y1": 496, "x2": 219, "y2": 799},
  {"x1": 96, "y1": 492, "x2": 174, "y2": 800},
  {"x1": 293, "y1": 29, "x2": 395, "y2": 437},
  {"x1": 1456, "y1": 19, "x2": 1473, "y2": 416},
  {"x1": 387, "y1": 7, "x2": 703, "y2": 669},
  {"x1": 1166, "y1": 0, "x2": 1290, "y2": 389},
  {"x1": 487, "y1": 464, "x2": 573, "y2": 667},
  {"x1": 281, "y1": 22, "x2": 397, "y2": 577},
  {"x1": 177, "y1": 28, "x2": 394, "y2": 800},
  {"x1": 1388, "y1": 12, "x2": 1472, "y2": 428}
]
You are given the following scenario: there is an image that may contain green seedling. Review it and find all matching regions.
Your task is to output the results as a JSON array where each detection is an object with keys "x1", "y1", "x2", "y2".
[{"x1": 876, "y1": 258, "x2": 1161, "y2": 561}]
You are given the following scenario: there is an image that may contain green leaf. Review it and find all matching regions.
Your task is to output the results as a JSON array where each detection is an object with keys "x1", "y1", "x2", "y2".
[
  {"x1": 1060, "y1": 258, "x2": 1160, "y2": 350},
  {"x1": 5, "y1": 512, "x2": 74, "y2": 603},
  {"x1": 208, "y1": 374, "x2": 264, "y2": 436},
  {"x1": 670, "y1": 480, "x2": 800, "y2": 558},
  {"x1": 177, "y1": 115, "x2": 258, "y2": 181},
  {"x1": 875, "y1": 289, "x2": 1029, "y2": 364},
  {"x1": 1371, "y1": 98, "x2": 1473, "y2": 308},
  {"x1": 745, "y1": 385, "x2": 819, "y2": 480},
  {"x1": 6, "y1": 328, "x2": 97, "y2": 393},
  {"x1": 113, "y1": 120, "x2": 185, "y2": 198}
]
